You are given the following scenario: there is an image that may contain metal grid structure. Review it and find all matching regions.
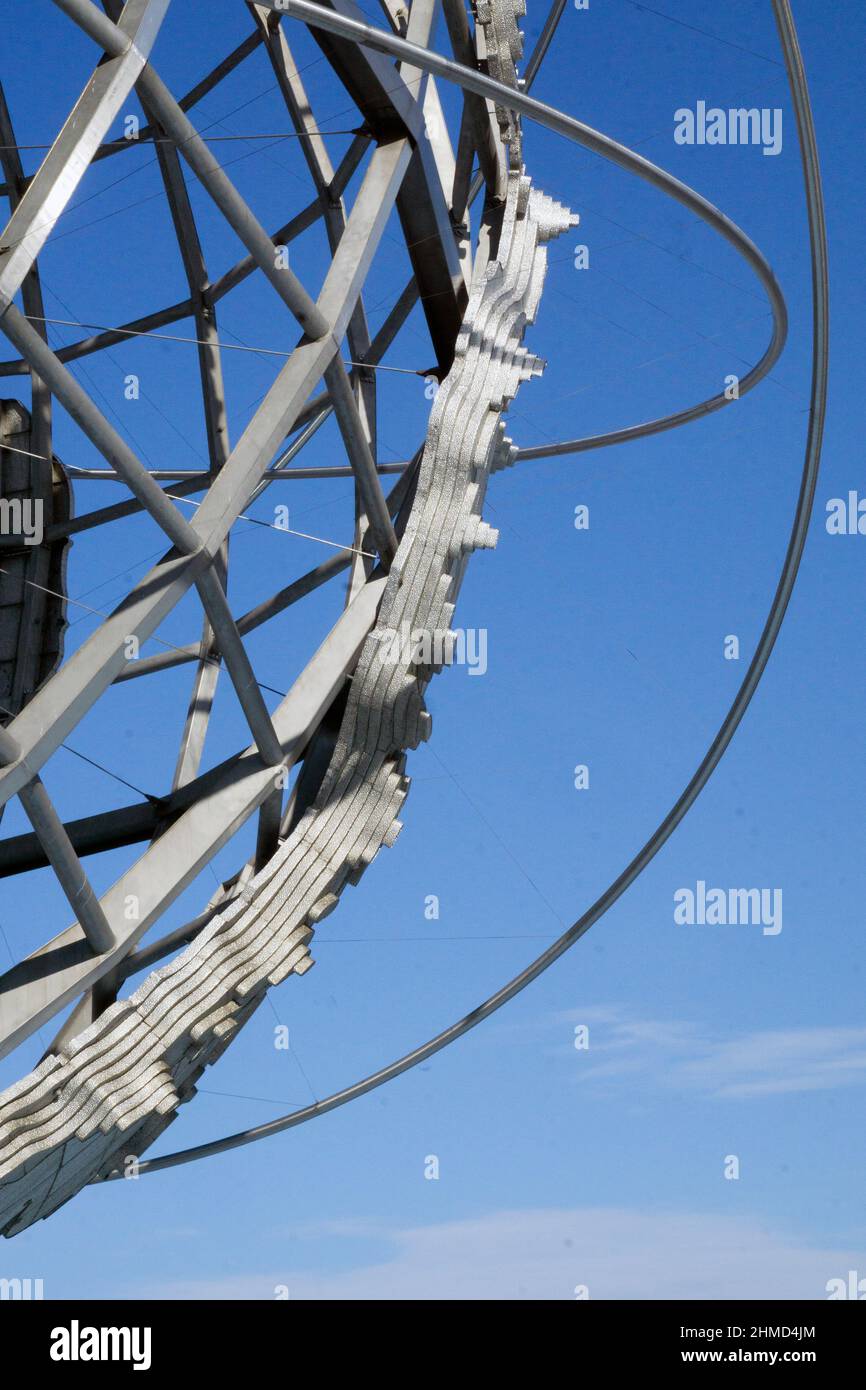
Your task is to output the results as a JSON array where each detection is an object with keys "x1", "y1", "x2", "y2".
[{"x1": 0, "y1": 0, "x2": 825, "y2": 1234}]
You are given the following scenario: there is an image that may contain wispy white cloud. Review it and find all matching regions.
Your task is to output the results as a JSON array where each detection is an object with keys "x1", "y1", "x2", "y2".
[
  {"x1": 126, "y1": 1206, "x2": 866, "y2": 1301},
  {"x1": 550, "y1": 1006, "x2": 866, "y2": 1100},
  {"x1": 677, "y1": 1027, "x2": 866, "y2": 1099}
]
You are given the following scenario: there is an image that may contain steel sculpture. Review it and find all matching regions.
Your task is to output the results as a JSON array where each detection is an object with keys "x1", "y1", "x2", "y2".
[{"x1": 0, "y1": 0, "x2": 825, "y2": 1234}]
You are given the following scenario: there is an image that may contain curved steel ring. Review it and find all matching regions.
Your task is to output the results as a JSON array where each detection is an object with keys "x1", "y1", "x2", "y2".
[{"x1": 103, "y1": 0, "x2": 827, "y2": 1180}]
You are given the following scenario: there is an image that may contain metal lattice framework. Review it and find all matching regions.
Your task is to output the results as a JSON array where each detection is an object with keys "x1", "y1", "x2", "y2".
[{"x1": 0, "y1": 0, "x2": 825, "y2": 1235}]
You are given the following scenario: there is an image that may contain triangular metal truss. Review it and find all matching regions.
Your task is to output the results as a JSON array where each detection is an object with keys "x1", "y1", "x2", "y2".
[
  {"x1": 0, "y1": 0, "x2": 825, "y2": 1238},
  {"x1": 0, "y1": 0, "x2": 576, "y2": 1231}
]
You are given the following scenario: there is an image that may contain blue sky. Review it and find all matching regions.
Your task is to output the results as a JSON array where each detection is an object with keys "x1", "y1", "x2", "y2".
[{"x1": 1, "y1": 0, "x2": 864, "y2": 1299}]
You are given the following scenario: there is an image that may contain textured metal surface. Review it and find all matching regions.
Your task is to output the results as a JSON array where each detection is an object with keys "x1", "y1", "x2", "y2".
[
  {"x1": 105, "y1": 0, "x2": 824, "y2": 1187},
  {"x1": 0, "y1": 0, "x2": 821, "y2": 1233},
  {"x1": 0, "y1": 578, "x2": 386, "y2": 1059},
  {"x1": 0, "y1": 0, "x2": 573, "y2": 1233}
]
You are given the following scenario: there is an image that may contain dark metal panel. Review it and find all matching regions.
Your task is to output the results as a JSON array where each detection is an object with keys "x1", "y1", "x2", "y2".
[
  {"x1": 0, "y1": 401, "x2": 71, "y2": 720},
  {"x1": 307, "y1": 0, "x2": 468, "y2": 369}
]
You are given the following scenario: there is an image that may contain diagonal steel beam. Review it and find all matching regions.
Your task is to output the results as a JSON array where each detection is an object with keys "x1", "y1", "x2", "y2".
[
  {"x1": 104, "y1": 5, "x2": 234, "y2": 791},
  {"x1": 0, "y1": 440, "x2": 420, "y2": 880},
  {"x1": 248, "y1": 3, "x2": 381, "y2": 596},
  {"x1": 46, "y1": 475, "x2": 208, "y2": 540},
  {"x1": 306, "y1": 0, "x2": 467, "y2": 369},
  {"x1": 441, "y1": 0, "x2": 504, "y2": 204},
  {"x1": 0, "y1": 0, "x2": 170, "y2": 314},
  {"x1": 0, "y1": 84, "x2": 53, "y2": 460},
  {"x1": 0, "y1": 4, "x2": 423, "y2": 815},
  {"x1": 0, "y1": 305, "x2": 204, "y2": 555},
  {"x1": 323, "y1": 357, "x2": 397, "y2": 560},
  {"x1": 0, "y1": 86, "x2": 57, "y2": 725},
  {"x1": 115, "y1": 446, "x2": 411, "y2": 687},
  {"x1": 0, "y1": 574, "x2": 386, "y2": 1058},
  {"x1": 90, "y1": 28, "x2": 264, "y2": 164},
  {"x1": 0, "y1": 335, "x2": 331, "y2": 815},
  {"x1": 16, "y1": 781, "x2": 116, "y2": 956},
  {"x1": 0, "y1": 729, "x2": 113, "y2": 954},
  {"x1": 194, "y1": 568, "x2": 284, "y2": 767},
  {"x1": 54, "y1": 0, "x2": 330, "y2": 339},
  {"x1": 0, "y1": 803, "x2": 162, "y2": 877},
  {"x1": 317, "y1": 137, "x2": 413, "y2": 341}
]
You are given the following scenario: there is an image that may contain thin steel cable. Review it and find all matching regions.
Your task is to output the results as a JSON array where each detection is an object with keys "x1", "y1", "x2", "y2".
[
  {"x1": 0, "y1": 55, "x2": 332, "y2": 255},
  {"x1": 243, "y1": 0, "x2": 791, "y2": 459},
  {"x1": 0, "y1": 131, "x2": 362, "y2": 149},
  {"x1": 17, "y1": 314, "x2": 426, "y2": 373},
  {"x1": 0, "y1": 701, "x2": 157, "y2": 802},
  {"x1": 0, "y1": 566, "x2": 288, "y2": 700},
  {"x1": 108, "y1": 0, "x2": 827, "y2": 1180},
  {"x1": 0, "y1": 445, "x2": 377, "y2": 558},
  {"x1": 165, "y1": 491, "x2": 377, "y2": 558},
  {"x1": 619, "y1": 0, "x2": 783, "y2": 66}
]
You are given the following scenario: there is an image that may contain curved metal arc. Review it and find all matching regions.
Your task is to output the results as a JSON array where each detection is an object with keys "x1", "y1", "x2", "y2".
[
  {"x1": 263, "y1": 0, "x2": 787, "y2": 418},
  {"x1": 109, "y1": 0, "x2": 826, "y2": 1180},
  {"x1": 57, "y1": 0, "x2": 786, "y2": 405},
  {"x1": 0, "y1": 0, "x2": 488, "y2": 1088}
]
